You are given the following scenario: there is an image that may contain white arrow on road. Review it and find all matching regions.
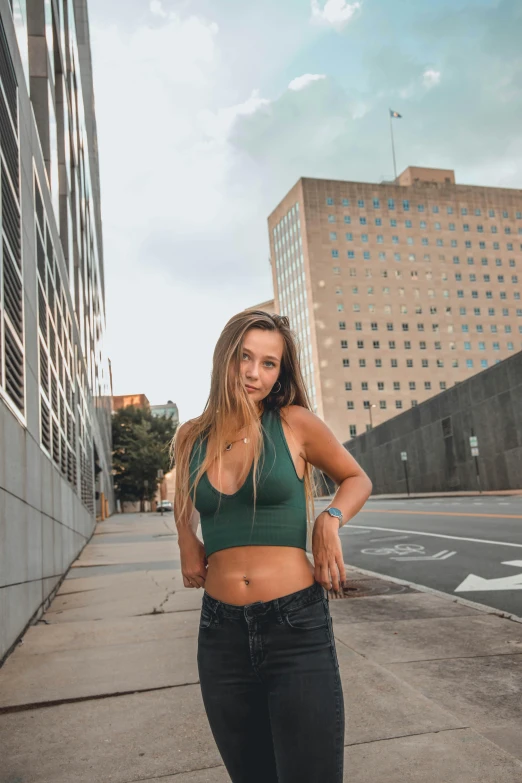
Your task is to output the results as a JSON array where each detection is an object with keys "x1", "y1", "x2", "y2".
[
  {"x1": 390, "y1": 549, "x2": 456, "y2": 561},
  {"x1": 455, "y1": 561, "x2": 522, "y2": 592}
]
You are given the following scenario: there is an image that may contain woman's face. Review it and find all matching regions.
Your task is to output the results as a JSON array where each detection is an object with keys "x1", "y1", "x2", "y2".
[{"x1": 237, "y1": 328, "x2": 284, "y2": 405}]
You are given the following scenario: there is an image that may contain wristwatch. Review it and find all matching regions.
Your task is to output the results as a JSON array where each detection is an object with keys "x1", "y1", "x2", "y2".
[{"x1": 325, "y1": 507, "x2": 343, "y2": 526}]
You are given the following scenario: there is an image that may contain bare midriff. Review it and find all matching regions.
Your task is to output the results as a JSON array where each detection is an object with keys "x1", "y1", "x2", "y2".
[{"x1": 204, "y1": 545, "x2": 315, "y2": 605}]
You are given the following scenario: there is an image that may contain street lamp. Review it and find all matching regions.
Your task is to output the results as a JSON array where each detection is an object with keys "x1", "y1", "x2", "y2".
[{"x1": 368, "y1": 403, "x2": 377, "y2": 430}]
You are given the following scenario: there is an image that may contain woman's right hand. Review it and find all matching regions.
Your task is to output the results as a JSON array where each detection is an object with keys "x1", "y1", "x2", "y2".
[{"x1": 179, "y1": 529, "x2": 207, "y2": 589}]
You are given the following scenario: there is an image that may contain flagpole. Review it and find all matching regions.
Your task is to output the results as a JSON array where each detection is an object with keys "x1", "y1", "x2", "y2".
[{"x1": 389, "y1": 109, "x2": 398, "y2": 181}]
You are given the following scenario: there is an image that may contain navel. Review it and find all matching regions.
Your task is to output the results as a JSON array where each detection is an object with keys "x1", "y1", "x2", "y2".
[{"x1": 243, "y1": 575, "x2": 250, "y2": 586}]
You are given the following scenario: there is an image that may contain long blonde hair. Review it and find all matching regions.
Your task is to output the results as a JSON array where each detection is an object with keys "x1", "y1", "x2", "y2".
[{"x1": 171, "y1": 310, "x2": 316, "y2": 537}]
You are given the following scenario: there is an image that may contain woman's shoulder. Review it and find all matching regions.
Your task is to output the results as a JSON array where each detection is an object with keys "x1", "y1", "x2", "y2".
[{"x1": 279, "y1": 404, "x2": 318, "y2": 428}]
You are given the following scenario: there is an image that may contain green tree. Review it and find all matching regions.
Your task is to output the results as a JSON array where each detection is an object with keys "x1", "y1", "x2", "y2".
[{"x1": 112, "y1": 406, "x2": 177, "y2": 509}]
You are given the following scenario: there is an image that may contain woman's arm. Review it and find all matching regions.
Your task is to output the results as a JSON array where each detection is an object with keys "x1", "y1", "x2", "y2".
[
  {"x1": 286, "y1": 406, "x2": 373, "y2": 592},
  {"x1": 174, "y1": 423, "x2": 207, "y2": 589}
]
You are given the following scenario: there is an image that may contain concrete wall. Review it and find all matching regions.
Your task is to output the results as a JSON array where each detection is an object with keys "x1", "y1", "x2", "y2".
[
  {"x1": 0, "y1": 401, "x2": 94, "y2": 660},
  {"x1": 342, "y1": 351, "x2": 522, "y2": 495}
]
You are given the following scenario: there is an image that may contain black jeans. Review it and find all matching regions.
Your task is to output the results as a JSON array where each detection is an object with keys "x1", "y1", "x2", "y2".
[{"x1": 197, "y1": 580, "x2": 345, "y2": 783}]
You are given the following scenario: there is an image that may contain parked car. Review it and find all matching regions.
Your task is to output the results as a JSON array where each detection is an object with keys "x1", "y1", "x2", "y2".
[{"x1": 156, "y1": 500, "x2": 173, "y2": 513}]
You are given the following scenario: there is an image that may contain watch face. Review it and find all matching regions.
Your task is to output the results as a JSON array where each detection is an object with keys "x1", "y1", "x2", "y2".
[{"x1": 328, "y1": 508, "x2": 342, "y2": 519}]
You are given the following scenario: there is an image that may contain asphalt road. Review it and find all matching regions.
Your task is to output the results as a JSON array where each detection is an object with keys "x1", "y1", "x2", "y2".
[{"x1": 316, "y1": 496, "x2": 522, "y2": 617}]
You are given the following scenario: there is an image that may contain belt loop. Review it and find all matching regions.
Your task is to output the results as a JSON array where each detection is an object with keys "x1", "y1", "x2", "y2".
[{"x1": 273, "y1": 598, "x2": 284, "y2": 625}]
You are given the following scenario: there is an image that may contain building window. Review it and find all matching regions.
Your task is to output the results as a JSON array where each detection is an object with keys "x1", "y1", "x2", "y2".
[
  {"x1": 406, "y1": 359, "x2": 413, "y2": 368},
  {"x1": 1, "y1": 42, "x2": 24, "y2": 417},
  {"x1": 347, "y1": 401, "x2": 354, "y2": 409},
  {"x1": 349, "y1": 425, "x2": 357, "y2": 438},
  {"x1": 379, "y1": 400, "x2": 387, "y2": 409},
  {"x1": 389, "y1": 340, "x2": 396, "y2": 349},
  {"x1": 345, "y1": 382, "x2": 352, "y2": 390},
  {"x1": 330, "y1": 232, "x2": 337, "y2": 241},
  {"x1": 331, "y1": 249, "x2": 339, "y2": 258},
  {"x1": 396, "y1": 400, "x2": 403, "y2": 409},
  {"x1": 388, "y1": 199, "x2": 395, "y2": 209},
  {"x1": 348, "y1": 251, "x2": 355, "y2": 259},
  {"x1": 339, "y1": 321, "x2": 346, "y2": 330},
  {"x1": 337, "y1": 304, "x2": 344, "y2": 312},
  {"x1": 326, "y1": 197, "x2": 334, "y2": 205},
  {"x1": 333, "y1": 266, "x2": 341, "y2": 275},
  {"x1": 403, "y1": 200, "x2": 410, "y2": 211},
  {"x1": 409, "y1": 381, "x2": 416, "y2": 390},
  {"x1": 422, "y1": 359, "x2": 429, "y2": 367},
  {"x1": 359, "y1": 359, "x2": 366, "y2": 367},
  {"x1": 375, "y1": 358, "x2": 382, "y2": 368},
  {"x1": 391, "y1": 359, "x2": 398, "y2": 368},
  {"x1": 425, "y1": 381, "x2": 432, "y2": 390},
  {"x1": 357, "y1": 340, "x2": 364, "y2": 349},
  {"x1": 358, "y1": 199, "x2": 365, "y2": 208},
  {"x1": 340, "y1": 340, "x2": 348, "y2": 349},
  {"x1": 344, "y1": 216, "x2": 351, "y2": 224},
  {"x1": 343, "y1": 358, "x2": 350, "y2": 367},
  {"x1": 377, "y1": 381, "x2": 384, "y2": 391},
  {"x1": 346, "y1": 233, "x2": 353, "y2": 241},
  {"x1": 342, "y1": 198, "x2": 350, "y2": 207},
  {"x1": 466, "y1": 359, "x2": 474, "y2": 368}
]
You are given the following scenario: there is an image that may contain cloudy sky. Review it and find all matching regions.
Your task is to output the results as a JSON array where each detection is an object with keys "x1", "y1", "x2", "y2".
[{"x1": 88, "y1": 0, "x2": 522, "y2": 422}]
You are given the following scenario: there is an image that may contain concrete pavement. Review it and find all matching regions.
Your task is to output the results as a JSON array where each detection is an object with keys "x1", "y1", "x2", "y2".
[{"x1": 1, "y1": 511, "x2": 522, "y2": 782}]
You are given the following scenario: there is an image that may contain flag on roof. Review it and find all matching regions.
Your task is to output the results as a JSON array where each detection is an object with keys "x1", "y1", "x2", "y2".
[{"x1": 390, "y1": 109, "x2": 402, "y2": 118}]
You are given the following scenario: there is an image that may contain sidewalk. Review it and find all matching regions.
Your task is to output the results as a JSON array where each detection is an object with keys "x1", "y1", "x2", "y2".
[{"x1": 1, "y1": 512, "x2": 522, "y2": 783}]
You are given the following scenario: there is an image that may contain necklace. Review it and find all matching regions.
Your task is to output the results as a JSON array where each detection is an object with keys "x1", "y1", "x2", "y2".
[{"x1": 225, "y1": 437, "x2": 250, "y2": 452}]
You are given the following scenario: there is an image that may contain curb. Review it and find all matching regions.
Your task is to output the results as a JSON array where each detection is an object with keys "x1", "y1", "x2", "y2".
[
  {"x1": 317, "y1": 493, "x2": 522, "y2": 502},
  {"x1": 345, "y1": 563, "x2": 522, "y2": 626}
]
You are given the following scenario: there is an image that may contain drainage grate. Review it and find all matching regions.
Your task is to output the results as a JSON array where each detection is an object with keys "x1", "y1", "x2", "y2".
[{"x1": 339, "y1": 576, "x2": 415, "y2": 598}]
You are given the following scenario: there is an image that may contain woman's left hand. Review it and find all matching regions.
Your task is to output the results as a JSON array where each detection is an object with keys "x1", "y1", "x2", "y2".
[{"x1": 311, "y1": 512, "x2": 347, "y2": 593}]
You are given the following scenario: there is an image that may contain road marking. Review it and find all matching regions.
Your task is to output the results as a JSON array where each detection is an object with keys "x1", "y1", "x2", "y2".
[
  {"x1": 368, "y1": 535, "x2": 410, "y2": 543},
  {"x1": 391, "y1": 550, "x2": 457, "y2": 561},
  {"x1": 361, "y1": 543, "x2": 425, "y2": 556},
  {"x1": 455, "y1": 561, "x2": 522, "y2": 592},
  {"x1": 362, "y1": 509, "x2": 522, "y2": 520},
  {"x1": 348, "y1": 524, "x2": 522, "y2": 549}
]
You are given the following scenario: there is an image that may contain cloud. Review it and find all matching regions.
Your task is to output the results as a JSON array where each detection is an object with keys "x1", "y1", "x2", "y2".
[
  {"x1": 150, "y1": 0, "x2": 167, "y2": 18},
  {"x1": 288, "y1": 73, "x2": 326, "y2": 91},
  {"x1": 423, "y1": 68, "x2": 441, "y2": 88},
  {"x1": 310, "y1": 0, "x2": 361, "y2": 30}
]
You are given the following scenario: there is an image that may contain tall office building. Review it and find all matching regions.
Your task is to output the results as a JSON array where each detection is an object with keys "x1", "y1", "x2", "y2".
[
  {"x1": 0, "y1": 1, "x2": 113, "y2": 660},
  {"x1": 268, "y1": 167, "x2": 522, "y2": 441}
]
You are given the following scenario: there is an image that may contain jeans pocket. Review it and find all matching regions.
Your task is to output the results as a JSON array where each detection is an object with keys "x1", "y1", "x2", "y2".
[
  {"x1": 285, "y1": 598, "x2": 329, "y2": 630},
  {"x1": 199, "y1": 603, "x2": 215, "y2": 630}
]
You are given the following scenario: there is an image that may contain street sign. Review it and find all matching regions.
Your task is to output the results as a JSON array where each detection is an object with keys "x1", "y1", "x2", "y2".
[
  {"x1": 401, "y1": 452, "x2": 408, "y2": 461},
  {"x1": 471, "y1": 447, "x2": 479, "y2": 457},
  {"x1": 469, "y1": 436, "x2": 478, "y2": 448}
]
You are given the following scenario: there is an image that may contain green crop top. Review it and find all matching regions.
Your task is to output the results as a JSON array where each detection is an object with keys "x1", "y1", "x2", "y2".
[{"x1": 188, "y1": 406, "x2": 307, "y2": 556}]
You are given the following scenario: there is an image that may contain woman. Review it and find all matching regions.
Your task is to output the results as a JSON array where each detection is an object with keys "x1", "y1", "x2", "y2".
[{"x1": 173, "y1": 310, "x2": 372, "y2": 783}]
